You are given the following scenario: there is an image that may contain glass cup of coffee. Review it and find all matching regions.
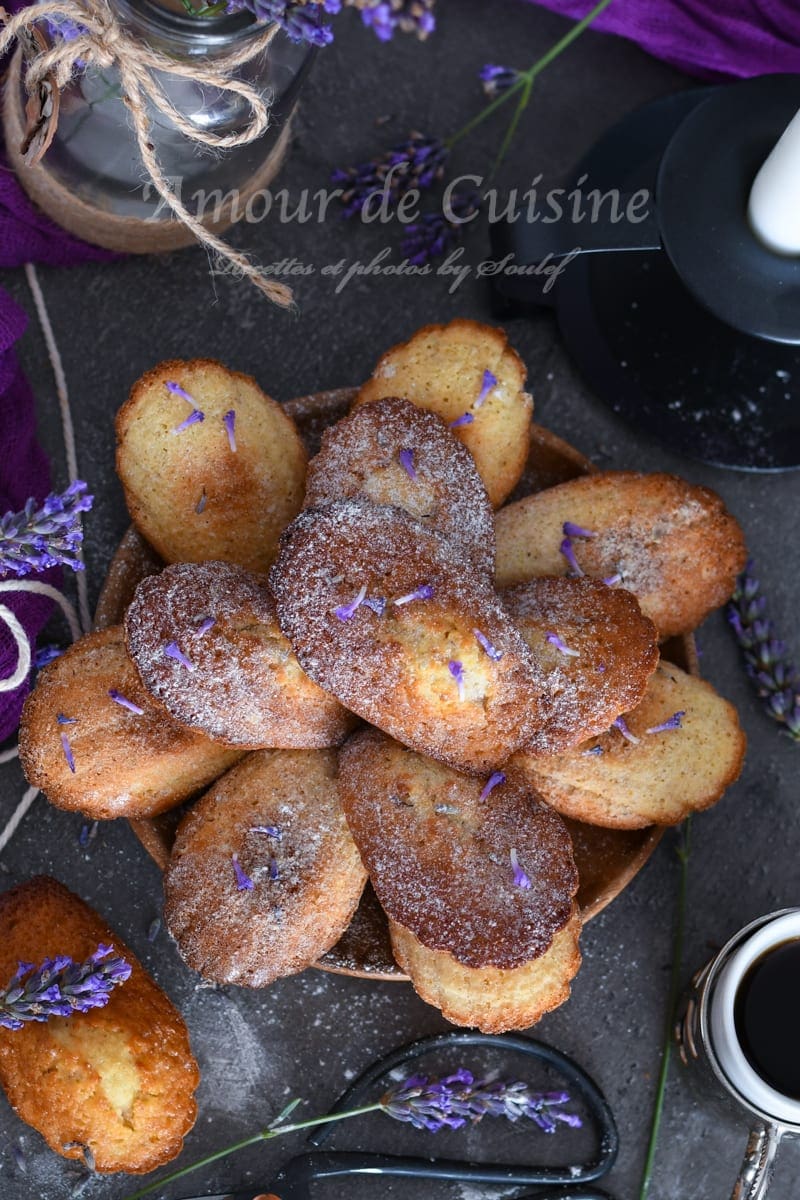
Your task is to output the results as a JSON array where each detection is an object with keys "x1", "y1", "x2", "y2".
[{"x1": 676, "y1": 909, "x2": 800, "y2": 1199}]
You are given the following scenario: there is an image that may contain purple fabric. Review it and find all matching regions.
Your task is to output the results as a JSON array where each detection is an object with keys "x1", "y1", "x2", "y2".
[
  {"x1": 0, "y1": 3, "x2": 115, "y2": 741},
  {"x1": 527, "y1": 1, "x2": 800, "y2": 79}
]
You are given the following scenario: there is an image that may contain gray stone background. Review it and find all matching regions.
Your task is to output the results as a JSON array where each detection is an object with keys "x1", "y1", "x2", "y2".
[{"x1": 2, "y1": 0, "x2": 800, "y2": 1196}]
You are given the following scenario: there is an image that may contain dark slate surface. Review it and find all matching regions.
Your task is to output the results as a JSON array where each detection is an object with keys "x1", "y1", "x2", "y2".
[{"x1": 2, "y1": 1, "x2": 800, "y2": 1197}]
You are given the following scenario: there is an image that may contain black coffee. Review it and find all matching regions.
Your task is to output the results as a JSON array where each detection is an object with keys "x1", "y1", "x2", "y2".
[{"x1": 734, "y1": 938, "x2": 800, "y2": 1101}]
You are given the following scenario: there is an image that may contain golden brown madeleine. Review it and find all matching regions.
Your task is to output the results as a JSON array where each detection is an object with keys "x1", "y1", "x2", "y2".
[
  {"x1": 495, "y1": 472, "x2": 747, "y2": 639},
  {"x1": 164, "y1": 750, "x2": 367, "y2": 987},
  {"x1": 512, "y1": 662, "x2": 746, "y2": 829},
  {"x1": 338, "y1": 728, "x2": 579, "y2": 969},
  {"x1": 0, "y1": 877, "x2": 198, "y2": 1174},
  {"x1": 270, "y1": 499, "x2": 548, "y2": 773},
  {"x1": 124, "y1": 561, "x2": 355, "y2": 749},
  {"x1": 503, "y1": 577, "x2": 659, "y2": 755},
  {"x1": 390, "y1": 908, "x2": 582, "y2": 1033},
  {"x1": 354, "y1": 319, "x2": 532, "y2": 507},
  {"x1": 303, "y1": 396, "x2": 496, "y2": 578},
  {"x1": 115, "y1": 358, "x2": 307, "y2": 573},
  {"x1": 18, "y1": 627, "x2": 243, "y2": 820}
]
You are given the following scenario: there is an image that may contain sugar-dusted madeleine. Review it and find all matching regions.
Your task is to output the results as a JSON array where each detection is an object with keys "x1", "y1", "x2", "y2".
[
  {"x1": 270, "y1": 499, "x2": 548, "y2": 773},
  {"x1": 303, "y1": 396, "x2": 496, "y2": 579},
  {"x1": 115, "y1": 358, "x2": 307, "y2": 573},
  {"x1": 503, "y1": 576, "x2": 659, "y2": 755},
  {"x1": 390, "y1": 908, "x2": 582, "y2": 1033},
  {"x1": 124, "y1": 561, "x2": 355, "y2": 749},
  {"x1": 338, "y1": 729, "x2": 579, "y2": 969},
  {"x1": 18, "y1": 627, "x2": 243, "y2": 820},
  {"x1": 0, "y1": 877, "x2": 198, "y2": 1174},
  {"x1": 354, "y1": 319, "x2": 532, "y2": 507},
  {"x1": 164, "y1": 750, "x2": 367, "y2": 987},
  {"x1": 495, "y1": 471, "x2": 747, "y2": 638},
  {"x1": 512, "y1": 662, "x2": 746, "y2": 829}
]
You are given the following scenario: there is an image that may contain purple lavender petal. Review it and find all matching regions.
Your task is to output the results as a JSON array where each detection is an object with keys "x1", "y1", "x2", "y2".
[
  {"x1": 559, "y1": 536, "x2": 584, "y2": 576},
  {"x1": 172, "y1": 409, "x2": 205, "y2": 435},
  {"x1": 479, "y1": 64, "x2": 520, "y2": 97},
  {"x1": 60, "y1": 732, "x2": 75, "y2": 773},
  {"x1": 545, "y1": 632, "x2": 580, "y2": 657},
  {"x1": 448, "y1": 659, "x2": 465, "y2": 701},
  {"x1": 56, "y1": 713, "x2": 77, "y2": 725},
  {"x1": 363, "y1": 596, "x2": 387, "y2": 616},
  {"x1": 603, "y1": 573, "x2": 622, "y2": 587},
  {"x1": 334, "y1": 584, "x2": 367, "y2": 621},
  {"x1": 34, "y1": 644, "x2": 63, "y2": 669},
  {"x1": 562, "y1": 521, "x2": 597, "y2": 539},
  {"x1": 194, "y1": 617, "x2": 216, "y2": 636},
  {"x1": 645, "y1": 710, "x2": 685, "y2": 735},
  {"x1": 582, "y1": 745, "x2": 604, "y2": 756},
  {"x1": 510, "y1": 848, "x2": 531, "y2": 889},
  {"x1": 613, "y1": 716, "x2": 640, "y2": 744},
  {"x1": 108, "y1": 689, "x2": 144, "y2": 715},
  {"x1": 163, "y1": 642, "x2": 195, "y2": 672},
  {"x1": 479, "y1": 772, "x2": 505, "y2": 802},
  {"x1": 223, "y1": 410, "x2": 237, "y2": 452},
  {"x1": 269, "y1": 857, "x2": 280, "y2": 881},
  {"x1": 232, "y1": 854, "x2": 254, "y2": 892},
  {"x1": 473, "y1": 629, "x2": 503, "y2": 661},
  {"x1": 165, "y1": 380, "x2": 196, "y2": 407},
  {"x1": 250, "y1": 825, "x2": 282, "y2": 840},
  {"x1": 449, "y1": 412, "x2": 475, "y2": 429},
  {"x1": 399, "y1": 448, "x2": 416, "y2": 479},
  {"x1": 394, "y1": 585, "x2": 434, "y2": 606},
  {"x1": 196, "y1": 490, "x2": 207, "y2": 515},
  {"x1": 474, "y1": 369, "x2": 497, "y2": 409}
]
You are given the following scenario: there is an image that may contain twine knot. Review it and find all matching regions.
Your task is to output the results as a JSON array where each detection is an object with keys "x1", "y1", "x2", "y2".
[{"x1": 0, "y1": 0, "x2": 294, "y2": 306}]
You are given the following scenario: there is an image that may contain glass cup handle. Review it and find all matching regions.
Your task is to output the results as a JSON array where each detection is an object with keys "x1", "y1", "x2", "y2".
[{"x1": 731, "y1": 1122, "x2": 782, "y2": 1200}]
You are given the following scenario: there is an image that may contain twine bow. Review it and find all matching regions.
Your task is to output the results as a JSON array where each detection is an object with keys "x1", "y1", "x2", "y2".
[{"x1": 0, "y1": 0, "x2": 294, "y2": 306}]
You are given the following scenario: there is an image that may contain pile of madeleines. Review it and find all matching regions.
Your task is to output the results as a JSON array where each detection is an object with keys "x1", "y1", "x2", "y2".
[{"x1": 20, "y1": 318, "x2": 748, "y2": 1044}]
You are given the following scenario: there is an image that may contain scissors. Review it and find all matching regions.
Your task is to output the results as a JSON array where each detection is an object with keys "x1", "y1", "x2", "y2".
[{"x1": 179, "y1": 1030, "x2": 619, "y2": 1200}]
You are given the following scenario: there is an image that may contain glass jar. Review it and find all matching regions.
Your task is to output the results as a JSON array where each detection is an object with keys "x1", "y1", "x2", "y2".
[{"x1": 3, "y1": 0, "x2": 313, "y2": 251}]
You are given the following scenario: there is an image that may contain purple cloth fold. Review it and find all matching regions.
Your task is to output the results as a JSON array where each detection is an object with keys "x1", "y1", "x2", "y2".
[
  {"x1": 527, "y1": 0, "x2": 800, "y2": 79},
  {"x1": 0, "y1": 5, "x2": 115, "y2": 741}
]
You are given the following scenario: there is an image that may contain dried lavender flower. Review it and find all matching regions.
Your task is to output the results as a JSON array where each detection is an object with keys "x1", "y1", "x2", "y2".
[
  {"x1": 223, "y1": 410, "x2": 237, "y2": 452},
  {"x1": 393, "y1": 584, "x2": 434, "y2": 606},
  {"x1": 232, "y1": 854, "x2": 254, "y2": 891},
  {"x1": 333, "y1": 132, "x2": 448, "y2": 219},
  {"x1": 510, "y1": 848, "x2": 531, "y2": 889},
  {"x1": 60, "y1": 731, "x2": 76, "y2": 773},
  {"x1": 381, "y1": 1070, "x2": 580, "y2": 1132},
  {"x1": 399, "y1": 448, "x2": 416, "y2": 479},
  {"x1": 478, "y1": 771, "x2": 505, "y2": 802},
  {"x1": 645, "y1": 711, "x2": 685, "y2": 735},
  {"x1": 449, "y1": 412, "x2": 475, "y2": 429},
  {"x1": 475, "y1": 369, "x2": 497, "y2": 408},
  {"x1": 546, "y1": 632, "x2": 580, "y2": 657},
  {"x1": 559, "y1": 536, "x2": 584, "y2": 577},
  {"x1": 479, "y1": 63, "x2": 520, "y2": 97},
  {"x1": 172, "y1": 409, "x2": 204, "y2": 435},
  {"x1": 352, "y1": 0, "x2": 435, "y2": 40},
  {"x1": 612, "y1": 716, "x2": 640, "y2": 744},
  {"x1": 165, "y1": 381, "x2": 197, "y2": 407},
  {"x1": 0, "y1": 945, "x2": 131, "y2": 1030},
  {"x1": 0, "y1": 481, "x2": 93, "y2": 577},
  {"x1": 401, "y1": 191, "x2": 481, "y2": 265},
  {"x1": 728, "y1": 562, "x2": 800, "y2": 741},
  {"x1": 448, "y1": 659, "x2": 465, "y2": 700},
  {"x1": 334, "y1": 584, "x2": 368, "y2": 620},
  {"x1": 474, "y1": 628, "x2": 503, "y2": 661},
  {"x1": 251, "y1": 825, "x2": 282, "y2": 840},
  {"x1": 163, "y1": 642, "x2": 195, "y2": 671},
  {"x1": 108, "y1": 689, "x2": 144, "y2": 715},
  {"x1": 226, "y1": 0, "x2": 339, "y2": 45},
  {"x1": 562, "y1": 521, "x2": 596, "y2": 540},
  {"x1": 34, "y1": 643, "x2": 63, "y2": 669}
]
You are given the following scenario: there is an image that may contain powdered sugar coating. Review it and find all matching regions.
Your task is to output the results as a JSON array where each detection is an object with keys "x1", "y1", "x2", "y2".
[
  {"x1": 18, "y1": 627, "x2": 243, "y2": 819},
  {"x1": 338, "y1": 729, "x2": 578, "y2": 969},
  {"x1": 164, "y1": 750, "x2": 367, "y2": 986},
  {"x1": 503, "y1": 576, "x2": 659, "y2": 755},
  {"x1": 495, "y1": 472, "x2": 747, "y2": 638},
  {"x1": 303, "y1": 397, "x2": 495, "y2": 578},
  {"x1": 124, "y1": 561, "x2": 355, "y2": 748},
  {"x1": 269, "y1": 499, "x2": 549, "y2": 774}
]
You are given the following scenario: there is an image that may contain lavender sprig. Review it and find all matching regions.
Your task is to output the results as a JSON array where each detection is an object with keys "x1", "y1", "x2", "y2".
[
  {"x1": 479, "y1": 64, "x2": 521, "y2": 97},
  {"x1": 401, "y1": 190, "x2": 481, "y2": 265},
  {"x1": 727, "y1": 562, "x2": 800, "y2": 740},
  {"x1": 333, "y1": 131, "x2": 447, "y2": 219},
  {"x1": 123, "y1": 1069, "x2": 580, "y2": 1200},
  {"x1": 0, "y1": 481, "x2": 93, "y2": 577},
  {"x1": 224, "y1": 0, "x2": 340, "y2": 46},
  {"x1": 0, "y1": 945, "x2": 131, "y2": 1030}
]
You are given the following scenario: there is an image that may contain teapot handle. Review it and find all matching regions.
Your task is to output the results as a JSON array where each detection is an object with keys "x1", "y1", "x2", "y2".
[{"x1": 731, "y1": 1123, "x2": 782, "y2": 1200}]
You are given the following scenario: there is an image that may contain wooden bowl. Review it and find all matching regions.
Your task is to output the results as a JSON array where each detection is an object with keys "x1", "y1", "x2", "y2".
[{"x1": 96, "y1": 389, "x2": 697, "y2": 981}]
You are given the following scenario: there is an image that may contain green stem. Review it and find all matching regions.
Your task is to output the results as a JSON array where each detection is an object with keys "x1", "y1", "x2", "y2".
[
  {"x1": 638, "y1": 817, "x2": 692, "y2": 1199},
  {"x1": 489, "y1": 74, "x2": 533, "y2": 178},
  {"x1": 446, "y1": 0, "x2": 615, "y2": 163},
  {"x1": 123, "y1": 1102, "x2": 384, "y2": 1200}
]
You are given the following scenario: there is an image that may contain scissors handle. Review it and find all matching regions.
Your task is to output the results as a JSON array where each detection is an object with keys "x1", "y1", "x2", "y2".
[{"x1": 269, "y1": 1152, "x2": 617, "y2": 1199}]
